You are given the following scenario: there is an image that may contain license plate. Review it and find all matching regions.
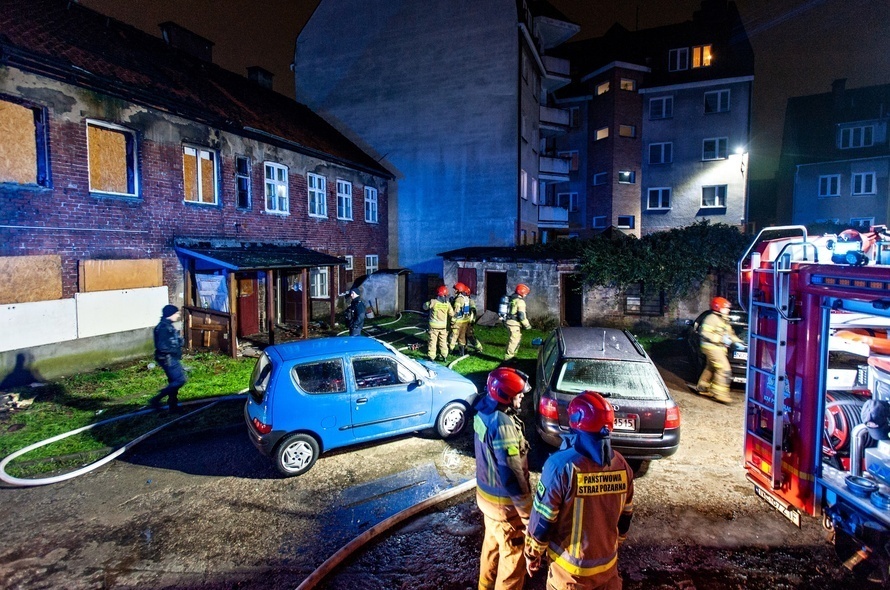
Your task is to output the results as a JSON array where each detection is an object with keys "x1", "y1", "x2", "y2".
[
  {"x1": 753, "y1": 485, "x2": 801, "y2": 527},
  {"x1": 733, "y1": 350, "x2": 748, "y2": 361},
  {"x1": 613, "y1": 416, "x2": 636, "y2": 431}
]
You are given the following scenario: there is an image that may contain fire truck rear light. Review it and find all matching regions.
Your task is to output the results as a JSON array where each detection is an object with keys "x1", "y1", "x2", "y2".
[
  {"x1": 539, "y1": 396, "x2": 559, "y2": 420},
  {"x1": 252, "y1": 417, "x2": 272, "y2": 434},
  {"x1": 664, "y1": 405, "x2": 681, "y2": 429}
]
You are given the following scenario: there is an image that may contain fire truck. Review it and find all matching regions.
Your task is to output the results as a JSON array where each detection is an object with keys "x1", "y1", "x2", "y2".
[{"x1": 740, "y1": 225, "x2": 890, "y2": 583}]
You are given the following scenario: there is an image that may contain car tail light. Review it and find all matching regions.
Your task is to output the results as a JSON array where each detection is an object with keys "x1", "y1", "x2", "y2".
[
  {"x1": 664, "y1": 405, "x2": 681, "y2": 430},
  {"x1": 539, "y1": 396, "x2": 559, "y2": 421},
  {"x1": 252, "y1": 417, "x2": 272, "y2": 434}
]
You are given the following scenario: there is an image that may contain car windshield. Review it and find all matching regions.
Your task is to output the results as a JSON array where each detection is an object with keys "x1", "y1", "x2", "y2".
[
  {"x1": 554, "y1": 358, "x2": 667, "y2": 400},
  {"x1": 381, "y1": 340, "x2": 430, "y2": 378}
]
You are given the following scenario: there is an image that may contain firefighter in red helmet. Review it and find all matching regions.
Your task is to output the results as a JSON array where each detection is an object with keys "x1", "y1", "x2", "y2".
[
  {"x1": 474, "y1": 367, "x2": 533, "y2": 590},
  {"x1": 525, "y1": 391, "x2": 634, "y2": 590},
  {"x1": 449, "y1": 282, "x2": 478, "y2": 356},
  {"x1": 504, "y1": 283, "x2": 532, "y2": 361},
  {"x1": 424, "y1": 285, "x2": 454, "y2": 362},
  {"x1": 694, "y1": 296, "x2": 742, "y2": 403}
]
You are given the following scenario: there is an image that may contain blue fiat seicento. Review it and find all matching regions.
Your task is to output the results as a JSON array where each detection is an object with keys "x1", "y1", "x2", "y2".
[{"x1": 245, "y1": 336, "x2": 479, "y2": 476}]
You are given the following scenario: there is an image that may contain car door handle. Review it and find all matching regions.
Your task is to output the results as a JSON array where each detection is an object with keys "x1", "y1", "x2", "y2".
[{"x1": 356, "y1": 398, "x2": 368, "y2": 404}]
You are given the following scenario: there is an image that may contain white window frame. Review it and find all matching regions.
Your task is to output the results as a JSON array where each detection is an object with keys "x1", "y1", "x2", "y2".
[
  {"x1": 617, "y1": 215, "x2": 635, "y2": 229},
  {"x1": 309, "y1": 267, "x2": 329, "y2": 298},
  {"x1": 364, "y1": 186, "x2": 379, "y2": 223},
  {"x1": 308, "y1": 172, "x2": 327, "y2": 218},
  {"x1": 556, "y1": 192, "x2": 578, "y2": 212},
  {"x1": 839, "y1": 125, "x2": 875, "y2": 149},
  {"x1": 592, "y1": 216, "x2": 608, "y2": 229},
  {"x1": 593, "y1": 172, "x2": 608, "y2": 186},
  {"x1": 618, "y1": 124, "x2": 636, "y2": 138},
  {"x1": 649, "y1": 142, "x2": 673, "y2": 164},
  {"x1": 702, "y1": 137, "x2": 728, "y2": 161},
  {"x1": 704, "y1": 89, "x2": 730, "y2": 113},
  {"x1": 365, "y1": 255, "x2": 379, "y2": 275},
  {"x1": 852, "y1": 172, "x2": 876, "y2": 195},
  {"x1": 235, "y1": 156, "x2": 251, "y2": 209},
  {"x1": 86, "y1": 119, "x2": 139, "y2": 197},
  {"x1": 702, "y1": 185, "x2": 728, "y2": 208},
  {"x1": 182, "y1": 145, "x2": 218, "y2": 204},
  {"x1": 595, "y1": 127, "x2": 609, "y2": 141},
  {"x1": 818, "y1": 174, "x2": 841, "y2": 197},
  {"x1": 669, "y1": 47, "x2": 689, "y2": 71},
  {"x1": 531, "y1": 176, "x2": 538, "y2": 204},
  {"x1": 596, "y1": 81, "x2": 610, "y2": 95},
  {"x1": 521, "y1": 169, "x2": 528, "y2": 200},
  {"x1": 264, "y1": 162, "x2": 289, "y2": 214},
  {"x1": 647, "y1": 187, "x2": 672, "y2": 210},
  {"x1": 336, "y1": 179, "x2": 353, "y2": 220},
  {"x1": 649, "y1": 96, "x2": 673, "y2": 120},
  {"x1": 344, "y1": 255, "x2": 354, "y2": 271}
]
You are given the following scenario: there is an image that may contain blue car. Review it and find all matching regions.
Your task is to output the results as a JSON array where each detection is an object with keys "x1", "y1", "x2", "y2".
[{"x1": 244, "y1": 336, "x2": 479, "y2": 476}]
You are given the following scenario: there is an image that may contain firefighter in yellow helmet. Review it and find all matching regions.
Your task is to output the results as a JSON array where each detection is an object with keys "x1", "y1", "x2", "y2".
[
  {"x1": 424, "y1": 285, "x2": 455, "y2": 362},
  {"x1": 694, "y1": 296, "x2": 742, "y2": 403},
  {"x1": 449, "y1": 282, "x2": 478, "y2": 356},
  {"x1": 504, "y1": 284, "x2": 532, "y2": 361}
]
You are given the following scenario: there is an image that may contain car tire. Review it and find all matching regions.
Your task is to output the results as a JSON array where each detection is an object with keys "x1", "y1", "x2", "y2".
[
  {"x1": 275, "y1": 433, "x2": 319, "y2": 477},
  {"x1": 436, "y1": 402, "x2": 468, "y2": 439}
]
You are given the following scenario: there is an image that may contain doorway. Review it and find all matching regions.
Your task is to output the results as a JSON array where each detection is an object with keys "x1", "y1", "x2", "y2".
[
  {"x1": 485, "y1": 271, "x2": 507, "y2": 313},
  {"x1": 237, "y1": 274, "x2": 259, "y2": 337},
  {"x1": 561, "y1": 273, "x2": 584, "y2": 326}
]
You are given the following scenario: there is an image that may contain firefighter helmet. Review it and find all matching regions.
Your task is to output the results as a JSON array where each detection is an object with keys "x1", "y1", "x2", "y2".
[
  {"x1": 436, "y1": 285, "x2": 448, "y2": 297},
  {"x1": 568, "y1": 391, "x2": 615, "y2": 435},
  {"x1": 453, "y1": 282, "x2": 470, "y2": 295},
  {"x1": 710, "y1": 296, "x2": 731, "y2": 313},
  {"x1": 515, "y1": 283, "x2": 530, "y2": 297},
  {"x1": 486, "y1": 367, "x2": 531, "y2": 405}
]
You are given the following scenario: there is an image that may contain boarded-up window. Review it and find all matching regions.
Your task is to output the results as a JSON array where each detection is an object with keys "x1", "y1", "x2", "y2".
[
  {"x1": 183, "y1": 146, "x2": 217, "y2": 204},
  {"x1": 0, "y1": 255, "x2": 62, "y2": 304},
  {"x1": 78, "y1": 259, "x2": 164, "y2": 292},
  {"x1": 0, "y1": 100, "x2": 39, "y2": 185},
  {"x1": 87, "y1": 121, "x2": 136, "y2": 196}
]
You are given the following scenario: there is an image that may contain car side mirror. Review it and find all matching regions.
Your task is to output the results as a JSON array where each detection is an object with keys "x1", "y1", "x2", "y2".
[{"x1": 531, "y1": 337, "x2": 543, "y2": 347}]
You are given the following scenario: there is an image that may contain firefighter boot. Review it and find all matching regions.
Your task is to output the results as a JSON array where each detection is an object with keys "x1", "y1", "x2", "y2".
[{"x1": 459, "y1": 345, "x2": 466, "y2": 356}]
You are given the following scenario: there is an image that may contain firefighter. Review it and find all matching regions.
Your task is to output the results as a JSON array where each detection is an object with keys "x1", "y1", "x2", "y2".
[
  {"x1": 449, "y1": 282, "x2": 477, "y2": 356},
  {"x1": 525, "y1": 391, "x2": 634, "y2": 590},
  {"x1": 424, "y1": 285, "x2": 454, "y2": 362},
  {"x1": 474, "y1": 367, "x2": 533, "y2": 590},
  {"x1": 504, "y1": 283, "x2": 532, "y2": 361},
  {"x1": 695, "y1": 296, "x2": 742, "y2": 403}
]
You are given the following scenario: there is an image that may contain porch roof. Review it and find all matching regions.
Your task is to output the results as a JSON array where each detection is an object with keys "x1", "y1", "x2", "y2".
[{"x1": 174, "y1": 239, "x2": 346, "y2": 271}]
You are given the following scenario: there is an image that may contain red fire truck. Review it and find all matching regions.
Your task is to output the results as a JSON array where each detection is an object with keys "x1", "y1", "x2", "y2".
[{"x1": 740, "y1": 225, "x2": 890, "y2": 583}]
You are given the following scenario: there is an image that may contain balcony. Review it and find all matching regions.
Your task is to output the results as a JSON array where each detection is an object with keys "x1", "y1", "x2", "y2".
[
  {"x1": 539, "y1": 154, "x2": 571, "y2": 182},
  {"x1": 538, "y1": 205, "x2": 569, "y2": 229},
  {"x1": 541, "y1": 55, "x2": 571, "y2": 93},
  {"x1": 540, "y1": 105, "x2": 571, "y2": 137}
]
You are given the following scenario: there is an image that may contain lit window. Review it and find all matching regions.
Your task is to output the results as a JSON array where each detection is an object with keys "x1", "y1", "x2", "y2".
[
  {"x1": 592, "y1": 172, "x2": 608, "y2": 186},
  {"x1": 595, "y1": 127, "x2": 609, "y2": 141},
  {"x1": 702, "y1": 185, "x2": 727, "y2": 208},
  {"x1": 558, "y1": 150, "x2": 579, "y2": 171},
  {"x1": 182, "y1": 145, "x2": 217, "y2": 204},
  {"x1": 592, "y1": 216, "x2": 608, "y2": 229},
  {"x1": 235, "y1": 156, "x2": 250, "y2": 209},
  {"x1": 556, "y1": 192, "x2": 578, "y2": 212},
  {"x1": 365, "y1": 254, "x2": 379, "y2": 275},
  {"x1": 649, "y1": 142, "x2": 673, "y2": 164},
  {"x1": 647, "y1": 187, "x2": 671, "y2": 210},
  {"x1": 649, "y1": 96, "x2": 673, "y2": 120},
  {"x1": 818, "y1": 175, "x2": 840, "y2": 197},
  {"x1": 337, "y1": 179, "x2": 353, "y2": 220},
  {"x1": 692, "y1": 45, "x2": 712, "y2": 68},
  {"x1": 839, "y1": 125, "x2": 875, "y2": 149},
  {"x1": 619, "y1": 125, "x2": 636, "y2": 138},
  {"x1": 309, "y1": 267, "x2": 329, "y2": 298},
  {"x1": 308, "y1": 172, "x2": 327, "y2": 217},
  {"x1": 596, "y1": 81, "x2": 610, "y2": 95},
  {"x1": 0, "y1": 98, "x2": 50, "y2": 186},
  {"x1": 702, "y1": 138, "x2": 728, "y2": 161},
  {"x1": 264, "y1": 162, "x2": 289, "y2": 213},
  {"x1": 364, "y1": 186, "x2": 378, "y2": 223},
  {"x1": 620, "y1": 78, "x2": 636, "y2": 91},
  {"x1": 88, "y1": 120, "x2": 138, "y2": 197},
  {"x1": 618, "y1": 171, "x2": 635, "y2": 184},
  {"x1": 617, "y1": 215, "x2": 635, "y2": 229},
  {"x1": 852, "y1": 172, "x2": 876, "y2": 195},
  {"x1": 669, "y1": 48, "x2": 688, "y2": 71},
  {"x1": 531, "y1": 176, "x2": 538, "y2": 204},
  {"x1": 704, "y1": 89, "x2": 730, "y2": 113},
  {"x1": 521, "y1": 169, "x2": 528, "y2": 200}
]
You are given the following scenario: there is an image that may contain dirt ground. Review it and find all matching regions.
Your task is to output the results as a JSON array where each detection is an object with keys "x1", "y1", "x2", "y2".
[{"x1": 0, "y1": 338, "x2": 865, "y2": 589}]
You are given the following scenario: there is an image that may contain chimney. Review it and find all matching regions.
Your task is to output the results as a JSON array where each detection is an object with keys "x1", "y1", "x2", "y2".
[
  {"x1": 832, "y1": 78, "x2": 847, "y2": 110},
  {"x1": 247, "y1": 66, "x2": 274, "y2": 90},
  {"x1": 159, "y1": 22, "x2": 214, "y2": 62}
]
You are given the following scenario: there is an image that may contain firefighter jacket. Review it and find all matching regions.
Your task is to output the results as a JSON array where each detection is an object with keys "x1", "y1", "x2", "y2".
[
  {"x1": 154, "y1": 318, "x2": 183, "y2": 360},
  {"x1": 451, "y1": 293, "x2": 476, "y2": 325},
  {"x1": 505, "y1": 295, "x2": 531, "y2": 330},
  {"x1": 473, "y1": 395, "x2": 533, "y2": 522},
  {"x1": 526, "y1": 432, "x2": 634, "y2": 587},
  {"x1": 424, "y1": 296, "x2": 454, "y2": 329},
  {"x1": 699, "y1": 311, "x2": 741, "y2": 349}
]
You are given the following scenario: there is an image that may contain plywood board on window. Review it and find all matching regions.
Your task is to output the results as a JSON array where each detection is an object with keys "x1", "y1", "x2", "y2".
[
  {"x1": 0, "y1": 255, "x2": 62, "y2": 304},
  {"x1": 87, "y1": 125, "x2": 127, "y2": 193},
  {"x1": 78, "y1": 259, "x2": 164, "y2": 292},
  {"x1": 0, "y1": 100, "x2": 37, "y2": 184}
]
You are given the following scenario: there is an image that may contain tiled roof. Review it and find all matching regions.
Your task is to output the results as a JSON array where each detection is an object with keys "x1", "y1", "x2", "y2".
[{"x1": 0, "y1": 0, "x2": 392, "y2": 178}]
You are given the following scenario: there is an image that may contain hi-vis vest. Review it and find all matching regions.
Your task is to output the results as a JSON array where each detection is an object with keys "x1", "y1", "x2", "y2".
[
  {"x1": 453, "y1": 293, "x2": 474, "y2": 324},
  {"x1": 427, "y1": 298, "x2": 452, "y2": 329}
]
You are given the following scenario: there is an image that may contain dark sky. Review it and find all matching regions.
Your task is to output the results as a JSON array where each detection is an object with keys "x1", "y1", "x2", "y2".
[{"x1": 80, "y1": 0, "x2": 889, "y2": 181}]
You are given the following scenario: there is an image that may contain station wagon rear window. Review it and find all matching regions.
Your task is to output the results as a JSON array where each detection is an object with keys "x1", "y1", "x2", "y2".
[
  {"x1": 292, "y1": 359, "x2": 346, "y2": 394},
  {"x1": 555, "y1": 359, "x2": 668, "y2": 400}
]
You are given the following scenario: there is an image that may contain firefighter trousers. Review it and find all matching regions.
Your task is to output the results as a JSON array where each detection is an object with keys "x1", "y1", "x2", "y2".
[
  {"x1": 505, "y1": 322, "x2": 522, "y2": 360},
  {"x1": 697, "y1": 344, "x2": 731, "y2": 400},
  {"x1": 479, "y1": 513, "x2": 526, "y2": 590},
  {"x1": 450, "y1": 322, "x2": 470, "y2": 350},
  {"x1": 428, "y1": 327, "x2": 449, "y2": 360}
]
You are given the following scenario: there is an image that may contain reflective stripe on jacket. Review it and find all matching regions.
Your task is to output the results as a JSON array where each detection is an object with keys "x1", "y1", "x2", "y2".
[
  {"x1": 452, "y1": 293, "x2": 475, "y2": 324},
  {"x1": 505, "y1": 296, "x2": 531, "y2": 329},
  {"x1": 473, "y1": 399, "x2": 532, "y2": 521},
  {"x1": 700, "y1": 311, "x2": 739, "y2": 348},
  {"x1": 424, "y1": 297, "x2": 453, "y2": 329}
]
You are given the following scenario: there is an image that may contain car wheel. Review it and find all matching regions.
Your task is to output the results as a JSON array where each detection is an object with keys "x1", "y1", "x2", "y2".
[
  {"x1": 275, "y1": 433, "x2": 319, "y2": 477},
  {"x1": 436, "y1": 402, "x2": 468, "y2": 438}
]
